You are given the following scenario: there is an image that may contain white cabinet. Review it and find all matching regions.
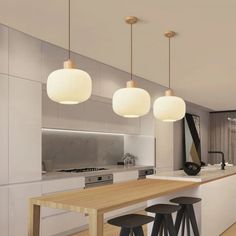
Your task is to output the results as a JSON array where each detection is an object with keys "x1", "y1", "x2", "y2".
[
  {"x1": 106, "y1": 170, "x2": 146, "y2": 220},
  {"x1": 41, "y1": 177, "x2": 85, "y2": 217},
  {"x1": 0, "y1": 75, "x2": 9, "y2": 185},
  {"x1": 41, "y1": 177, "x2": 87, "y2": 236},
  {"x1": 9, "y1": 77, "x2": 42, "y2": 183},
  {"x1": 113, "y1": 170, "x2": 139, "y2": 183},
  {"x1": 0, "y1": 186, "x2": 8, "y2": 236},
  {"x1": 9, "y1": 182, "x2": 42, "y2": 236}
]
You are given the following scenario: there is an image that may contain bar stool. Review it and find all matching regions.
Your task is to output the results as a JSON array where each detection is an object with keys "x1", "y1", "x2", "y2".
[
  {"x1": 107, "y1": 213, "x2": 154, "y2": 236},
  {"x1": 145, "y1": 204, "x2": 181, "y2": 236},
  {"x1": 170, "y1": 197, "x2": 201, "y2": 236}
]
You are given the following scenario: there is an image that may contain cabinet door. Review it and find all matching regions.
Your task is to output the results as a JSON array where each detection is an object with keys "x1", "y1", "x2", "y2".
[
  {"x1": 113, "y1": 170, "x2": 138, "y2": 183},
  {"x1": 0, "y1": 75, "x2": 9, "y2": 185},
  {"x1": 9, "y1": 77, "x2": 42, "y2": 183},
  {"x1": 0, "y1": 186, "x2": 8, "y2": 236},
  {"x1": 9, "y1": 182, "x2": 42, "y2": 236},
  {"x1": 41, "y1": 177, "x2": 85, "y2": 217}
]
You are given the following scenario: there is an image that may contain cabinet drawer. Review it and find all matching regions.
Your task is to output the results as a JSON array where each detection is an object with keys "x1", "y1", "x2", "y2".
[
  {"x1": 113, "y1": 170, "x2": 138, "y2": 183},
  {"x1": 42, "y1": 177, "x2": 85, "y2": 217},
  {"x1": 41, "y1": 211, "x2": 88, "y2": 236}
]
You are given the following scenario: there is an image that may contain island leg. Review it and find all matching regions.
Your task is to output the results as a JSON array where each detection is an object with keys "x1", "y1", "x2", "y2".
[
  {"x1": 88, "y1": 209, "x2": 104, "y2": 236},
  {"x1": 28, "y1": 202, "x2": 40, "y2": 236}
]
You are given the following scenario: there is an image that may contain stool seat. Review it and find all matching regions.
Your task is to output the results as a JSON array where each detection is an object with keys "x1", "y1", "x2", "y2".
[
  {"x1": 170, "y1": 196, "x2": 201, "y2": 205},
  {"x1": 145, "y1": 204, "x2": 181, "y2": 214},
  {"x1": 108, "y1": 214, "x2": 154, "y2": 229}
]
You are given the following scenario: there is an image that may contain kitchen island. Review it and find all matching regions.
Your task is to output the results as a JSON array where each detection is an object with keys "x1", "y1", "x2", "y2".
[
  {"x1": 147, "y1": 166, "x2": 236, "y2": 236},
  {"x1": 28, "y1": 179, "x2": 197, "y2": 236}
]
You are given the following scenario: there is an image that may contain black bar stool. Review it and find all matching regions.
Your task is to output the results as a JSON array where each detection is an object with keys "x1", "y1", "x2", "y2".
[
  {"x1": 170, "y1": 197, "x2": 201, "y2": 236},
  {"x1": 145, "y1": 204, "x2": 181, "y2": 236},
  {"x1": 107, "y1": 213, "x2": 154, "y2": 236}
]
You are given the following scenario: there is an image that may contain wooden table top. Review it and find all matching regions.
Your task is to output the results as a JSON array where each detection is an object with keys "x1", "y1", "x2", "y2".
[{"x1": 31, "y1": 179, "x2": 198, "y2": 214}]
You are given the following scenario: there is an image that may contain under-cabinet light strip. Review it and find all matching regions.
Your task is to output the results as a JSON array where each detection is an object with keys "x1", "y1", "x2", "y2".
[{"x1": 42, "y1": 128, "x2": 125, "y2": 136}]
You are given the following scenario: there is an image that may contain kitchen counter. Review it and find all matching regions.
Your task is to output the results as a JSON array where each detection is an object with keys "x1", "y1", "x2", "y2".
[
  {"x1": 147, "y1": 165, "x2": 236, "y2": 183},
  {"x1": 29, "y1": 179, "x2": 197, "y2": 236},
  {"x1": 42, "y1": 165, "x2": 153, "y2": 181},
  {"x1": 147, "y1": 165, "x2": 236, "y2": 236}
]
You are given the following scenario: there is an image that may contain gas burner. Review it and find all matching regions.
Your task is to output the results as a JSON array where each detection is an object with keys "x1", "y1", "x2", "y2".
[{"x1": 58, "y1": 168, "x2": 108, "y2": 173}]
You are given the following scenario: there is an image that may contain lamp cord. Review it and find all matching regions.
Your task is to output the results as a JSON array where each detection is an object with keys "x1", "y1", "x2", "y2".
[
  {"x1": 168, "y1": 37, "x2": 171, "y2": 89},
  {"x1": 68, "y1": 0, "x2": 71, "y2": 60},
  {"x1": 130, "y1": 23, "x2": 133, "y2": 80}
]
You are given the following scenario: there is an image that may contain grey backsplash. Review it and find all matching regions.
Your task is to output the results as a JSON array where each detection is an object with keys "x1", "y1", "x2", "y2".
[{"x1": 42, "y1": 129, "x2": 124, "y2": 171}]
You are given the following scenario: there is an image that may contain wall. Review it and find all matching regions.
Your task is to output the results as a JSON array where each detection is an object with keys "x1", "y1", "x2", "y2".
[{"x1": 155, "y1": 102, "x2": 210, "y2": 171}]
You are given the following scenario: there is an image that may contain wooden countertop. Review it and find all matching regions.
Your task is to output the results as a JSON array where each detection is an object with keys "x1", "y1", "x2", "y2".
[{"x1": 31, "y1": 179, "x2": 198, "y2": 214}]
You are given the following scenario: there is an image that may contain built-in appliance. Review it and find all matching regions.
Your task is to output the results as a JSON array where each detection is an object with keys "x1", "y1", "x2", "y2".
[
  {"x1": 58, "y1": 168, "x2": 108, "y2": 173},
  {"x1": 138, "y1": 169, "x2": 154, "y2": 179},
  {"x1": 85, "y1": 174, "x2": 113, "y2": 188}
]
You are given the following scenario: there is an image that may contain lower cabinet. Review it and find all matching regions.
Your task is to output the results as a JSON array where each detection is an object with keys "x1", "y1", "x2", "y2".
[
  {"x1": 41, "y1": 177, "x2": 87, "y2": 236},
  {"x1": 9, "y1": 182, "x2": 42, "y2": 236},
  {"x1": 0, "y1": 186, "x2": 9, "y2": 236},
  {"x1": 113, "y1": 170, "x2": 139, "y2": 183},
  {"x1": 106, "y1": 170, "x2": 146, "y2": 220}
]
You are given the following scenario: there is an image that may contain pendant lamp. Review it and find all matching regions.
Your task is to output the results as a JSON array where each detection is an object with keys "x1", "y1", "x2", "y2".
[
  {"x1": 112, "y1": 16, "x2": 151, "y2": 118},
  {"x1": 47, "y1": 0, "x2": 92, "y2": 104},
  {"x1": 153, "y1": 31, "x2": 186, "y2": 122}
]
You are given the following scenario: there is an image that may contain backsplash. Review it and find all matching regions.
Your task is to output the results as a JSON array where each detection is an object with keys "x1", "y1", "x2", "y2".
[{"x1": 42, "y1": 129, "x2": 124, "y2": 171}]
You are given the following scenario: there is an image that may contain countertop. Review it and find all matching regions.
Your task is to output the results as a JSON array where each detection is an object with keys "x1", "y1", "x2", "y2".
[
  {"x1": 147, "y1": 165, "x2": 236, "y2": 183},
  {"x1": 42, "y1": 165, "x2": 154, "y2": 181},
  {"x1": 32, "y1": 178, "x2": 197, "y2": 213}
]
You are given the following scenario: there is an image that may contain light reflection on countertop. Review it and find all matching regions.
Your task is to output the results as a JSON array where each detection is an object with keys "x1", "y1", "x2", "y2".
[{"x1": 42, "y1": 165, "x2": 154, "y2": 181}]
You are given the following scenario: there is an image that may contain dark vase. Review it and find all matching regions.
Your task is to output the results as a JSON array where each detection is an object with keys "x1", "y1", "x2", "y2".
[{"x1": 183, "y1": 162, "x2": 201, "y2": 176}]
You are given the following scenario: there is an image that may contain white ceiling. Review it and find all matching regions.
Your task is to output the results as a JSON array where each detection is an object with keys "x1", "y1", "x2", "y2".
[{"x1": 1, "y1": 0, "x2": 236, "y2": 111}]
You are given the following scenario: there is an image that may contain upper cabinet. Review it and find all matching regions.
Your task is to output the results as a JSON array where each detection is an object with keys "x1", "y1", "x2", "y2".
[
  {"x1": 9, "y1": 29, "x2": 42, "y2": 82},
  {"x1": 0, "y1": 75, "x2": 9, "y2": 185},
  {"x1": 9, "y1": 77, "x2": 42, "y2": 183},
  {"x1": 0, "y1": 24, "x2": 8, "y2": 74}
]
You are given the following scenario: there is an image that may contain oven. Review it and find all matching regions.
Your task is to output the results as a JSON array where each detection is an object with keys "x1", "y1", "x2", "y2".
[{"x1": 85, "y1": 174, "x2": 113, "y2": 188}]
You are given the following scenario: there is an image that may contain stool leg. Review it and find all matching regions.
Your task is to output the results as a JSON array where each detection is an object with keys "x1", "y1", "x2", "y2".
[
  {"x1": 187, "y1": 205, "x2": 200, "y2": 236},
  {"x1": 165, "y1": 214, "x2": 177, "y2": 236},
  {"x1": 185, "y1": 208, "x2": 191, "y2": 236},
  {"x1": 133, "y1": 226, "x2": 144, "y2": 236},
  {"x1": 120, "y1": 227, "x2": 131, "y2": 236},
  {"x1": 175, "y1": 206, "x2": 185, "y2": 234},
  {"x1": 159, "y1": 222, "x2": 164, "y2": 235},
  {"x1": 181, "y1": 211, "x2": 186, "y2": 236},
  {"x1": 163, "y1": 217, "x2": 168, "y2": 236},
  {"x1": 151, "y1": 214, "x2": 163, "y2": 236}
]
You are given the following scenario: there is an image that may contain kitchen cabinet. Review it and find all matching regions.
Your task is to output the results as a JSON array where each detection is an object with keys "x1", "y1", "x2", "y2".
[
  {"x1": 0, "y1": 186, "x2": 8, "y2": 236},
  {"x1": 9, "y1": 182, "x2": 42, "y2": 236},
  {"x1": 42, "y1": 89, "x2": 59, "y2": 128},
  {"x1": 41, "y1": 177, "x2": 87, "y2": 236},
  {"x1": 0, "y1": 75, "x2": 9, "y2": 185},
  {"x1": 9, "y1": 77, "x2": 42, "y2": 183},
  {"x1": 106, "y1": 170, "x2": 145, "y2": 219},
  {"x1": 113, "y1": 170, "x2": 139, "y2": 183}
]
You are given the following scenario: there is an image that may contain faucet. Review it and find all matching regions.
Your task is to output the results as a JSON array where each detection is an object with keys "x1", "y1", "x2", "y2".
[{"x1": 208, "y1": 151, "x2": 226, "y2": 170}]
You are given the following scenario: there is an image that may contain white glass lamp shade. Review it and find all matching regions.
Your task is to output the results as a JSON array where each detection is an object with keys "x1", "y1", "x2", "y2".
[
  {"x1": 47, "y1": 61, "x2": 92, "y2": 104},
  {"x1": 112, "y1": 81, "x2": 151, "y2": 118},
  {"x1": 153, "y1": 90, "x2": 186, "y2": 122}
]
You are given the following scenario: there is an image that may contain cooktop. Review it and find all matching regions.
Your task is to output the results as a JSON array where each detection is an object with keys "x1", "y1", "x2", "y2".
[{"x1": 58, "y1": 168, "x2": 108, "y2": 173}]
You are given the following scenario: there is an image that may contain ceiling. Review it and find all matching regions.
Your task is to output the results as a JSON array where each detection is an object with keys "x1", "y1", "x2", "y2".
[{"x1": 1, "y1": 0, "x2": 236, "y2": 111}]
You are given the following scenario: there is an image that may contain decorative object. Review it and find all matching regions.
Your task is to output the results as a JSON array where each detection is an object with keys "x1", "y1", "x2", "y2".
[
  {"x1": 122, "y1": 153, "x2": 136, "y2": 166},
  {"x1": 184, "y1": 113, "x2": 201, "y2": 166},
  {"x1": 183, "y1": 162, "x2": 201, "y2": 176},
  {"x1": 112, "y1": 16, "x2": 150, "y2": 118},
  {"x1": 47, "y1": 0, "x2": 92, "y2": 104},
  {"x1": 153, "y1": 31, "x2": 186, "y2": 122}
]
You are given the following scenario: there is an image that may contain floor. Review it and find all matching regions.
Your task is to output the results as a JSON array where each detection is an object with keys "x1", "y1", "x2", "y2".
[{"x1": 73, "y1": 221, "x2": 236, "y2": 236}]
